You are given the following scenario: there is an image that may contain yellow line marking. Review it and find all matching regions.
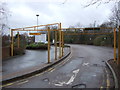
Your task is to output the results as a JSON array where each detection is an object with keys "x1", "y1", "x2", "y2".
[
  {"x1": 100, "y1": 86, "x2": 103, "y2": 90},
  {"x1": 1, "y1": 83, "x2": 14, "y2": 88},
  {"x1": 17, "y1": 80, "x2": 28, "y2": 85},
  {"x1": 107, "y1": 79, "x2": 110, "y2": 87},
  {"x1": 47, "y1": 68, "x2": 54, "y2": 72},
  {"x1": 35, "y1": 73, "x2": 43, "y2": 77},
  {"x1": 50, "y1": 68, "x2": 55, "y2": 72}
]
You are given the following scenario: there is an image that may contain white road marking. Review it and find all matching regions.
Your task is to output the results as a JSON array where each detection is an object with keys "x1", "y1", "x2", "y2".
[
  {"x1": 92, "y1": 75, "x2": 97, "y2": 77},
  {"x1": 54, "y1": 69, "x2": 80, "y2": 86},
  {"x1": 82, "y1": 62, "x2": 89, "y2": 66}
]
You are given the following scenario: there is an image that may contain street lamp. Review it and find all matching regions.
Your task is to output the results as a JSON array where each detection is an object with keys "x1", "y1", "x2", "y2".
[{"x1": 36, "y1": 14, "x2": 39, "y2": 30}]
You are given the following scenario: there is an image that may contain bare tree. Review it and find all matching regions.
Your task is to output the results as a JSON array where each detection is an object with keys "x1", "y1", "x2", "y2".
[
  {"x1": 0, "y1": 2, "x2": 10, "y2": 35},
  {"x1": 85, "y1": 0, "x2": 119, "y2": 7},
  {"x1": 109, "y1": 3, "x2": 120, "y2": 28}
]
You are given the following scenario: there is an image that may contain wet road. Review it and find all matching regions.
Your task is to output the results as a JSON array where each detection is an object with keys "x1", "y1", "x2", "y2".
[
  {"x1": 4, "y1": 44, "x2": 114, "y2": 88},
  {"x1": 2, "y1": 47, "x2": 69, "y2": 80}
]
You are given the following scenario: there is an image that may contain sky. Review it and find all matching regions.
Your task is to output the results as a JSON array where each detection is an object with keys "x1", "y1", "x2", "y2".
[{"x1": 2, "y1": 0, "x2": 116, "y2": 31}]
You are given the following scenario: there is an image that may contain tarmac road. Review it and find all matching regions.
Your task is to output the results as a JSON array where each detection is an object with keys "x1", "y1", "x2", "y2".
[{"x1": 4, "y1": 44, "x2": 115, "y2": 88}]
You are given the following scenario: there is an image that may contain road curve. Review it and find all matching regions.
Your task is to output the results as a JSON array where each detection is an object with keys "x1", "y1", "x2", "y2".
[{"x1": 4, "y1": 44, "x2": 115, "y2": 88}]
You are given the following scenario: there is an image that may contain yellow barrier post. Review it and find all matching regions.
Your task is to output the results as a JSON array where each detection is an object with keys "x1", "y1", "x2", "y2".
[
  {"x1": 114, "y1": 28, "x2": 117, "y2": 62},
  {"x1": 59, "y1": 23, "x2": 62, "y2": 58},
  {"x1": 118, "y1": 26, "x2": 120, "y2": 65},
  {"x1": 55, "y1": 31, "x2": 57, "y2": 60},
  {"x1": 48, "y1": 27, "x2": 51, "y2": 63},
  {"x1": 62, "y1": 31, "x2": 64, "y2": 57},
  {"x1": 17, "y1": 32, "x2": 20, "y2": 48},
  {"x1": 11, "y1": 29, "x2": 14, "y2": 56}
]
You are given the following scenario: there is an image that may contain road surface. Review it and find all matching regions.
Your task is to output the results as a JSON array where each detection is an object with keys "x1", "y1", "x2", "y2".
[
  {"x1": 3, "y1": 44, "x2": 114, "y2": 88},
  {"x1": 2, "y1": 47, "x2": 69, "y2": 81}
]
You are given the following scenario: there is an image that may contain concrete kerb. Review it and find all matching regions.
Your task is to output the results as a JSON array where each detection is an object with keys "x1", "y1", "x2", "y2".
[
  {"x1": 2, "y1": 46, "x2": 71, "y2": 85},
  {"x1": 105, "y1": 60, "x2": 118, "y2": 89}
]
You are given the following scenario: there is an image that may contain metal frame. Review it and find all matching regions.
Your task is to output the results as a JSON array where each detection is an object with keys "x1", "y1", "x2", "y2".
[
  {"x1": 10, "y1": 23, "x2": 63, "y2": 64},
  {"x1": 11, "y1": 23, "x2": 119, "y2": 66}
]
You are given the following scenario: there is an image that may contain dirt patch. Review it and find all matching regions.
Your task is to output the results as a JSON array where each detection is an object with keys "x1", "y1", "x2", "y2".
[{"x1": 108, "y1": 59, "x2": 120, "y2": 89}]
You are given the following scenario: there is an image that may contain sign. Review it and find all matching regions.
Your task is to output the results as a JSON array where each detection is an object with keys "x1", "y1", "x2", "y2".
[
  {"x1": 29, "y1": 33, "x2": 41, "y2": 35},
  {"x1": 35, "y1": 34, "x2": 47, "y2": 43}
]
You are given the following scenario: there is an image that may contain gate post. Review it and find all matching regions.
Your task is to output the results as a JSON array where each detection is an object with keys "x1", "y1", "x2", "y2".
[
  {"x1": 114, "y1": 28, "x2": 116, "y2": 62},
  {"x1": 61, "y1": 31, "x2": 64, "y2": 57},
  {"x1": 59, "y1": 23, "x2": 62, "y2": 58},
  {"x1": 17, "y1": 32, "x2": 20, "y2": 48},
  {"x1": 11, "y1": 29, "x2": 14, "y2": 56},
  {"x1": 55, "y1": 31, "x2": 57, "y2": 60},
  {"x1": 118, "y1": 26, "x2": 120, "y2": 65},
  {"x1": 47, "y1": 27, "x2": 51, "y2": 63}
]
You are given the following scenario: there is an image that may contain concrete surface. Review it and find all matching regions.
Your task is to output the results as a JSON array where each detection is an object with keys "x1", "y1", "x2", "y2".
[{"x1": 3, "y1": 44, "x2": 115, "y2": 88}]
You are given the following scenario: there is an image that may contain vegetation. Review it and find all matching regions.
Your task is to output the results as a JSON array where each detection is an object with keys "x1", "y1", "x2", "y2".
[
  {"x1": 64, "y1": 29, "x2": 117, "y2": 47},
  {"x1": 26, "y1": 42, "x2": 48, "y2": 50}
]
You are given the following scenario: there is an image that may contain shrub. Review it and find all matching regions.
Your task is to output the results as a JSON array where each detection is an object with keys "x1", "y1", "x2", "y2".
[
  {"x1": 26, "y1": 43, "x2": 48, "y2": 50},
  {"x1": 93, "y1": 35, "x2": 106, "y2": 46}
]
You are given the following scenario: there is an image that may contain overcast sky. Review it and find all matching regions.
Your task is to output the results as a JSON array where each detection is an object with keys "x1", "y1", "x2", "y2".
[{"x1": 2, "y1": 0, "x2": 116, "y2": 30}]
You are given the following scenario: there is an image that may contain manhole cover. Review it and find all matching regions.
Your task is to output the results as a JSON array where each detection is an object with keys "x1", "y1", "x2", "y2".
[{"x1": 72, "y1": 84, "x2": 86, "y2": 88}]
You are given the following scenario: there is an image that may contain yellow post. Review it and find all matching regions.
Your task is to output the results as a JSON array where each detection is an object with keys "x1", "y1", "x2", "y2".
[
  {"x1": 114, "y1": 28, "x2": 117, "y2": 62},
  {"x1": 118, "y1": 26, "x2": 120, "y2": 65},
  {"x1": 48, "y1": 27, "x2": 51, "y2": 63},
  {"x1": 59, "y1": 23, "x2": 62, "y2": 58},
  {"x1": 17, "y1": 32, "x2": 20, "y2": 48},
  {"x1": 55, "y1": 31, "x2": 57, "y2": 60},
  {"x1": 11, "y1": 29, "x2": 14, "y2": 56},
  {"x1": 61, "y1": 31, "x2": 64, "y2": 57}
]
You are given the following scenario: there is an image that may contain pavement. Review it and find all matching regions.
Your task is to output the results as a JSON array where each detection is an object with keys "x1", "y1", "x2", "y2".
[
  {"x1": 2, "y1": 44, "x2": 115, "y2": 88},
  {"x1": 2, "y1": 47, "x2": 70, "y2": 81}
]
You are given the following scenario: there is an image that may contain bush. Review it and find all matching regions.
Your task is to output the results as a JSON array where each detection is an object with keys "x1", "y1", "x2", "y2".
[
  {"x1": 100, "y1": 41, "x2": 106, "y2": 46},
  {"x1": 93, "y1": 35, "x2": 106, "y2": 46},
  {"x1": 26, "y1": 43, "x2": 48, "y2": 50}
]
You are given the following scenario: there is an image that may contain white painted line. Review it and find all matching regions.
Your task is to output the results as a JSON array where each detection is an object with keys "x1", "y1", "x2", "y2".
[
  {"x1": 82, "y1": 62, "x2": 89, "y2": 66},
  {"x1": 54, "y1": 69, "x2": 80, "y2": 86}
]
